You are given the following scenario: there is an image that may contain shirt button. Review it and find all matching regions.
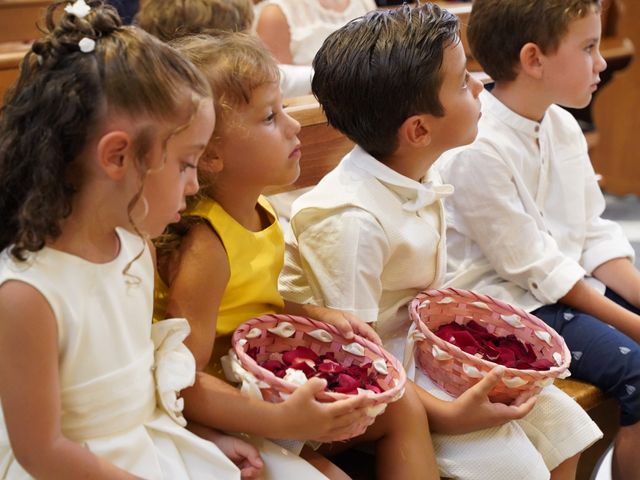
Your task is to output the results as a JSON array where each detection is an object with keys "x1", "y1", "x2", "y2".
[
  {"x1": 534, "y1": 126, "x2": 540, "y2": 133},
  {"x1": 531, "y1": 282, "x2": 539, "y2": 289}
]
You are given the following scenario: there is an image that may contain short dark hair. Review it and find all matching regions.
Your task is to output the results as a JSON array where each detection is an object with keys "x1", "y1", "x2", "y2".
[
  {"x1": 469, "y1": 0, "x2": 601, "y2": 82},
  {"x1": 311, "y1": 3, "x2": 459, "y2": 160}
]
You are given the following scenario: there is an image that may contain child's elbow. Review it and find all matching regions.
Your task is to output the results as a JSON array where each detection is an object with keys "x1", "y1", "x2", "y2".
[{"x1": 11, "y1": 434, "x2": 60, "y2": 477}]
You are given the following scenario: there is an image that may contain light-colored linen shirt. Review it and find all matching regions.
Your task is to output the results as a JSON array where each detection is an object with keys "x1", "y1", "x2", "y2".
[
  {"x1": 436, "y1": 89, "x2": 634, "y2": 313},
  {"x1": 254, "y1": 0, "x2": 376, "y2": 66},
  {"x1": 280, "y1": 145, "x2": 453, "y2": 348}
]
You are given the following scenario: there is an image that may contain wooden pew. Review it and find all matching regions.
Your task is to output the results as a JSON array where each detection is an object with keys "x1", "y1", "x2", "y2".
[
  {"x1": 0, "y1": 0, "x2": 50, "y2": 44},
  {"x1": 279, "y1": 99, "x2": 617, "y2": 479},
  {"x1": 0, "y1": 45, "x2": 28, "y2": 104}
]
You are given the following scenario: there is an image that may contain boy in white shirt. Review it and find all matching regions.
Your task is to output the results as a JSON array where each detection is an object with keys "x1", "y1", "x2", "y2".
[
  {"x1": 280, "y1": 4, "x2": 602, "y2": 479},
  {"x1": 436, "y1": 1, "x2": 640, "y2": 478}
]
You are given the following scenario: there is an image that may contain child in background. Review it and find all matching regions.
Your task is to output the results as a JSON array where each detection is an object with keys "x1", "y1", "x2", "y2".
[
  {"x1": 435, "y1": 1, "x2": 640, "y2": 478},
  {"x1": 0, "y1": 1, "x2": 257, "y2": 477},
  {"x1": 279, "y1": 4, "x2": 603, "y2": 479},
  {"x1": 137, "y1": 0, "x2": 313, "y2": 99},
  {"x1": 154, "y1": 32, "x2": 439, "y2": 480},
  {"x1": 254, "y1": 0, "x2": 376, "y2": 66}
]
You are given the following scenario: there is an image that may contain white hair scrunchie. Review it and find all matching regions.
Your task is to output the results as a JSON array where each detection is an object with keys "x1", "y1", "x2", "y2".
[{"x1": 65, "y1": 0, "x2": 91, "y2": 18}]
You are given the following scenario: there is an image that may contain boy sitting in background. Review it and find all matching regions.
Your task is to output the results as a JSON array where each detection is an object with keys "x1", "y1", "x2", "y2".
[
  {"x1": 136, "y1": 0, "x2": 312, "y2": 97},
  {"x1": 436, "y1": 1, "x2": 640, "y2": 478},
  {"x1": 280, "y1": 4, "x2": 602, "y2": 479}
]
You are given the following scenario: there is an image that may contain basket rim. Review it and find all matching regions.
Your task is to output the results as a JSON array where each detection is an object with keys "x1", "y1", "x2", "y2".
[
  {"x1": 408, "y1": 287, "x2": 571, "y2": 376},
  {"x1": 232, "y1": 313, "x2": 407, "y2": 402}
]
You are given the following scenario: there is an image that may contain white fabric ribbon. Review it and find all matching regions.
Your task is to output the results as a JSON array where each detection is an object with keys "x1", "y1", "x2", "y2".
[
  {"x1": 221, "y1": 350, "x2": 270, "y2": 401},
  {"x1": 151, "y1": 318, "x2": 196, "y2": 427},
  {"x1": 402, "y1": 182, "x2": 454, "y2": 212}
]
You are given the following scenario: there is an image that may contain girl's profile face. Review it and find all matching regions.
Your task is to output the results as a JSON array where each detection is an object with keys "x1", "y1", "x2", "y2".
[
  {"x1": 140, "y1": 98, "x2": 215, "y2": 238},
  {"x1": 214, "y1": 82, "x2": 302, "y2": 189}
]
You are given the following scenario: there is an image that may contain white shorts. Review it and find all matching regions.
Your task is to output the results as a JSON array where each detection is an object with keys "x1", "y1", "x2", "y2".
[{"x1": 415, "y1": 371, "x2": 603, "y2": 480}]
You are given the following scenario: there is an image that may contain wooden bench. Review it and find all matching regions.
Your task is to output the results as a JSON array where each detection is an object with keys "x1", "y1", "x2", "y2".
[{"x1": 279, "y1": 99, "x2": 617, "y2": 480}]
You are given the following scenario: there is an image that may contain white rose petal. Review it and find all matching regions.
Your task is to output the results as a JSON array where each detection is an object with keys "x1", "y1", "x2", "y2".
[
  {"x1": 411, "y1": 330, "x2": 427, "y2": 342},
  {"x1": 283, "y1": 368, "x2": 308, "y2": 386},
  {"x1": 534, "y1": 330, "x2": 553, "y2": 346},
  {"x1": 462, "y1": 364, "x2": 484, "y2": 378},
  {"x1": 470, "y1": 301, "x2": 491, "y2": 310},
  {"x1": 245, "y1": 328, "x2": 262, "y2": 339},
  {"x1": 306, "y1": 329, "x2": 333, "y2": 343},
  {"x1": 432, "y1": 344, "x2": 453, "y2": 361},
  {"x1": 342, "y1": 342, "x2": 365, "y2": 356},
  {"x1": 437, "y1": 297, "x2": 455, "y2": 304},
  {"x1": 373, "y1": 358, "x2": 388, "y2": 375},
  {"x1": 501, "y1": 314, "x2": 525, "y2": 328},
  {"x1": 267, "y1": 322, "x2": 296, "y2": 338},
  {"x1": 558, "y1": 369, "x2": 571, "y2": 379},
  {"x1": 502, "y1": 376, "x2": 528, "y2": 388}
]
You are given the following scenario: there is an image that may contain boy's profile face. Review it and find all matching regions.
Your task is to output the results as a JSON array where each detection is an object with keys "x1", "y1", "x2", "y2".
[
  {"x1": 427, "y1": 41, "x2": 483, "y2": 153},
  {"x1": 539, "y1": 7, "x2": 607, "y2": 109}
]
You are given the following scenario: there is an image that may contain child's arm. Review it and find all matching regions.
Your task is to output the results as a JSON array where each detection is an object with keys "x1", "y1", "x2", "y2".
[
  {"x1": 557, "y1": 271, "x2": 640, "y2": 343},
  {"x1": 165, "y1": 223, "x2": 373, "y2": 442},
  {"x1": 187, "y1": 422, "x2": 264, "y2": 480},
  {"x1": 0, "y1": 282, "x2": 138, "y2": 479},
  {"x1": 592, "y1": 257, "x2": 640, "y2": 308},
  {"x1": 283, "y1": 300, "x2": 382, "y2": 345},
  {"x1": 255, "y1": 5, "x2": 294, "y2": 64}
]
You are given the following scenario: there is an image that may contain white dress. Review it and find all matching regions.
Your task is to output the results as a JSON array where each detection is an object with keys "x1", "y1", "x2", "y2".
[
  {"x1": 0, "y1": 228, "x2": 326, "y2": 479},
  {"x1": 254, "y1": 0, "x2": 376, "y2": 66}
]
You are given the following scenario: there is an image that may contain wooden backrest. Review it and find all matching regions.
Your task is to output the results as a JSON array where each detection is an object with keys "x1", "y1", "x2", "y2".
[
  {"x1": 0, "y1": 1, "x2": 50, "y2": 44},
  {"x1": 0, "y1": 48, "x2": 27, "y2": 105}
]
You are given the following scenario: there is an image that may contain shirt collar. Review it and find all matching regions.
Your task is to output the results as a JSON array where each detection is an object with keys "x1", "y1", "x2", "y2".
[
  {"x1": 346, "y1": 145, "x2": 454, "y2": 212},
  {"x1": 480, "y1": 89, "x2": 543, "y2": 139}
]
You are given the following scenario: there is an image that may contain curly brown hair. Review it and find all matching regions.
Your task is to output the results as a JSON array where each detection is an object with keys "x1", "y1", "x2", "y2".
[
  {"x1": 0, "y1": 0, "x2": 211, "y2": 261},
  {"x1": 136, "y1": 0, "x2": 254, "y2": 41}
]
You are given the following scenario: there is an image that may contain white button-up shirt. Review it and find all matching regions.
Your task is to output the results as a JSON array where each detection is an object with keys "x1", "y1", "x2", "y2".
[
  {"x1": 280, "y1": 145, "x2": 453, "y2": 344},
  {"x1": 436, "y1": 89, "x2": 634, "y2": 312}
]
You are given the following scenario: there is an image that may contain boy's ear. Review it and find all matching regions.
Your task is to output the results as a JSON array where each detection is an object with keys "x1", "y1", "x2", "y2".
[
  {"x1": 96, "y1": 131, "x2": 133, "y2": 180},
  {"x1": 519, "y1": 42, "x2": 544, "y2": 79},
  {"x1": 397, "y1": 114, "x2": 432, "y2": 148}
]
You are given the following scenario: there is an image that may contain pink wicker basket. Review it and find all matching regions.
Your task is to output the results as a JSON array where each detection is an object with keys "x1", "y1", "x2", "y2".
[
  {"x1": 232, "y1": 313, "x2": 406, "y2": 439},
  {"x1": 409, "y1": 288, "x2": 570, "y2": 404}
]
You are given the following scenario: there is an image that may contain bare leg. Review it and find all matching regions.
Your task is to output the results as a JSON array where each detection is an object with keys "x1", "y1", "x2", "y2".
[
  {"x1": 612, "y1": 422, "x2": 640, "y2": 480},
  {"x1": 300, "y1": 447, "x2": 351, "y2": 480},
  {"x1": 549, "y1": 453, "x2": 579, "y2": 480},
  {"x1": 322, "y1": 382, "x2": 439, "y2": 480}
]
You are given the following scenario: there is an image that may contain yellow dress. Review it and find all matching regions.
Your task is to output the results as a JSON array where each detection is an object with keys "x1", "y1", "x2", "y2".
[{"x1": 154, "y1": 195, "x2": 285, "y2": 376}]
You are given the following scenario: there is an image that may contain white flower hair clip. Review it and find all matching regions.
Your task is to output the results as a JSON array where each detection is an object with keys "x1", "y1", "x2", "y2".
[
  {"x1": 78, "y1": 37, "x2": 96, "y2": 53},
  {"x1": 65, "y1": 0, "x2": 91, "y2": 18}
]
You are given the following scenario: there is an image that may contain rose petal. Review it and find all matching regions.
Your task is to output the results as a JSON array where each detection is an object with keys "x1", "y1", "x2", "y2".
[
  {"x1": 246, "y1": 327, "x2": 262, "y2": 339},
  {"x1": 267, "y1": 322, "x2": 296, "y2": 338},
  {"x1": 306, "y1": 329, "x2": 333, "y2": 342}
]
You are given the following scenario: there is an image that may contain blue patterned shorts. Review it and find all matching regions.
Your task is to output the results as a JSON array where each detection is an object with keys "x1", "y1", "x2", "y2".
[{"x1": 533, "y1": 289, "x2": 640, "y2": 426}]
